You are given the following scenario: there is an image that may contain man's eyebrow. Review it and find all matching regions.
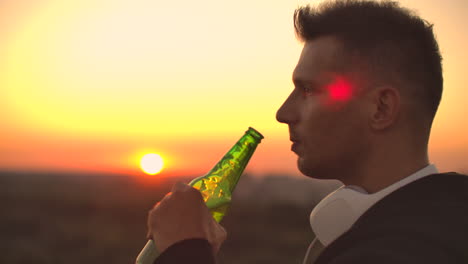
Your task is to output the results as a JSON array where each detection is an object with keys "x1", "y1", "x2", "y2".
[{"x1": 292, "y1": 77, "x2": 320, "y2": 86}]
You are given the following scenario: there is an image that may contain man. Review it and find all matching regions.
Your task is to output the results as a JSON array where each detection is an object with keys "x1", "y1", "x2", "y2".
[{"x1": 147, "y1": 1, "x2": 468, "y2": 263}]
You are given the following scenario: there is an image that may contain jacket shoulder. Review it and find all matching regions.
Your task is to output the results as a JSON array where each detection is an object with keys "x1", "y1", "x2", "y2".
[{"x1": 316, "y1": 172, "x2": 468, "y2": 264}]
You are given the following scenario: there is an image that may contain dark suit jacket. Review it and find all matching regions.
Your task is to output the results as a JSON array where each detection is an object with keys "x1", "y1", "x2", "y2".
[
  {"x1": 315, "y1": 172, "x2": 468, "y2": 264},
  {"x1": 154, "y1": 238, "x2": 215, "y2": 264},
  {"x1": 154, "y1": 172, "x2": 468, "y2": 264}
]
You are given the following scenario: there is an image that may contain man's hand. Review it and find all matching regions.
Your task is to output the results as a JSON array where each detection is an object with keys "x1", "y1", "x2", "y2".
[{"x1": 147, "y1": 182, "x2": 227, "y2": 255}]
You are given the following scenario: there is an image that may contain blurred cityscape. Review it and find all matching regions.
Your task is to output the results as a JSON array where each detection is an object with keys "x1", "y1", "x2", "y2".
[{"x1": 1, "y1": 171, "x2": 340, "y2": 264}]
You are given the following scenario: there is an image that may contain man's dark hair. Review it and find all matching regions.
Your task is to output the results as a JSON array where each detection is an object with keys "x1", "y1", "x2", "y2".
[{"x1": 294, "y1": 0, "x2": 443, "y2": 123}]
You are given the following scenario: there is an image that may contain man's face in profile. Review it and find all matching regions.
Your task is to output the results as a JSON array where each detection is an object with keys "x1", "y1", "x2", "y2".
[{"x1": 276, "y1": 36, "x2": 370, "y2": 180}]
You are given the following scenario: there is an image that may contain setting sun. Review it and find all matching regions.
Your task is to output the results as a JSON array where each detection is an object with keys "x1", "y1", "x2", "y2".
[{"x1": 140, "y1": 153, "x2": 164, "y2": 175}]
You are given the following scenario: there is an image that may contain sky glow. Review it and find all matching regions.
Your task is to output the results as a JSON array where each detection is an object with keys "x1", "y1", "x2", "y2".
[{"x1": 0, "y1": 0, "x2": 467, "y2": 176}]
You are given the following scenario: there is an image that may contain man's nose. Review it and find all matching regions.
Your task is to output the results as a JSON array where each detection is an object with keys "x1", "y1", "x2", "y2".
[{"x1": 276, "y1": 93, "x2": 297, "y2": 125}]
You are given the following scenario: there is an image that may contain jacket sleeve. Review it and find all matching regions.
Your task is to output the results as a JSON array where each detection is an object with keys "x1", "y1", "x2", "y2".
[
  {"x1": 153, "y1": 238, "x2": 215, "y2": 264},
  {"x1": 324, "y1": 233, "x2": 456, "y2": 264}
]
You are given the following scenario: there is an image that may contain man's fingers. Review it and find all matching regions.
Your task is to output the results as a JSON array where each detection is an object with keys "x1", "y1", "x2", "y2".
[
  {"x1": 172, "y1": 181, "x2": 190, "y2": 192},
  {"x1": 146, "y1": 181, "x2": 214, "y2": 252},
  {"x1": 151, "y1": 201, "x2": 161, "y2": 210},
  {"x1": 171, "y1": 182, "x2": 204, "y2": 202},
  {"x1": 209, "y1": 220, "x2": 228, "y2": 255},
  {"x1": 147, "y1": 183, "x2": 200, "y2": 233},
  {"x1": 146, "y1": 230, "x2": 153, "y2": 240}
]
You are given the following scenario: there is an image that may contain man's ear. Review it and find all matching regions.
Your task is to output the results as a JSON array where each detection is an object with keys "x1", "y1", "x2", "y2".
[{"x1": 369, "y1": 86, "x2": 401, "y2": 131}]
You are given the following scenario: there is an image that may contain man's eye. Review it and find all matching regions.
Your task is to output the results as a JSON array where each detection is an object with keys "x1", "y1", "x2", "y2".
[{"x1": 302, "y1": 86, "x2": 315, "y2": 95}]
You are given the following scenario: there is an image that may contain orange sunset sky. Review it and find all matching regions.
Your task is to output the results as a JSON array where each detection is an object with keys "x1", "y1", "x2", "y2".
[{"x1": 1, "y1": 0, "x2": 467, "y2": 177}]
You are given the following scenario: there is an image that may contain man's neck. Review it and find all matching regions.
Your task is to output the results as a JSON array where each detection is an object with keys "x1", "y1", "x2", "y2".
[{"x1": 343, "y1": 153, "x2": 430, "y2": 194}]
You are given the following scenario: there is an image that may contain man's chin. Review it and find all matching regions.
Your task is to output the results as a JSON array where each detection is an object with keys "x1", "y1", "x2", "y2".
[
  {"x1": 297, "y1": 157, "x2": 315, "y2": 177},
  {"x1": 297, "y1": 157, "x2": 332, "y2": 180}
]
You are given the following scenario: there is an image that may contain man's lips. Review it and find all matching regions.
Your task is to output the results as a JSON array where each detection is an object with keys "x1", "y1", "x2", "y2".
[
  {"x1": 289, "y1": 131, "x2": 301, "y2": 153},
  {"x1": 291, "y1": 140, "x2": 300, "y2": 153},
  {"x1": 291, "y1": 142, "x2": 299, "y2": 152},
  {"x1": 289, "y1": 135, "x2": 300, "y2": 142}
]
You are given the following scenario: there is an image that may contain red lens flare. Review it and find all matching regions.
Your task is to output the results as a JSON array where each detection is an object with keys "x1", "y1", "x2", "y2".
[{"x1": 327, "y1": 76, "x2": 353, "y2": 102}]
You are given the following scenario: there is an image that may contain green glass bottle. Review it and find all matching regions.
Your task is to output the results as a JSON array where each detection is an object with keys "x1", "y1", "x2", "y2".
[{"x1": 135, "y1": 127, "x2": 264, "y2": 264}]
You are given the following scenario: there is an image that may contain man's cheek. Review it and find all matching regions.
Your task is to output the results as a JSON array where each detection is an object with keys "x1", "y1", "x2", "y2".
[{"x1": 323, "y1": 75, "x2": 356, "y2": 110}]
